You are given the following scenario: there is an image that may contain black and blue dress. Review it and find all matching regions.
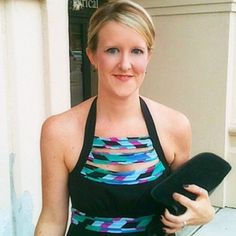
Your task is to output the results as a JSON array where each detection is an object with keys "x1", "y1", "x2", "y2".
[{"x1": 67, "y1": 97, "x2": 170, "y2": 236}]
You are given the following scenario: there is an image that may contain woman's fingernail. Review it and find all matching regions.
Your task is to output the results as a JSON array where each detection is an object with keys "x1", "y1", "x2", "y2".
[
  {"x1": 183, "y1": 184, "x2": 189, "y2": 188},
  {"x1": 162, "y1": 228, "x2": 166, "y2": 233},
  {"x1": 173, "y1": 192, "x2": 178, "y2": 198}
]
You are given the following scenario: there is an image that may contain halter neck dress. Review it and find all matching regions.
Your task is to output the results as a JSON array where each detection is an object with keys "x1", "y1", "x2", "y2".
[{"x1": 67, "y1": 97, "x2": 170, "y2": 236}]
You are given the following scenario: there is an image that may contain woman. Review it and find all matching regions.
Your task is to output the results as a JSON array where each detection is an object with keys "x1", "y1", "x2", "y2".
[{"x1": 35, "y1": 0, "x2": 215, "y2": 235}]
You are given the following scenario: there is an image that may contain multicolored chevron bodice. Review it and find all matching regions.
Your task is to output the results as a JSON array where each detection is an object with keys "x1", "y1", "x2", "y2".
[{"x1": 80, "y1": 136, "x2": 165, "y2": 185}]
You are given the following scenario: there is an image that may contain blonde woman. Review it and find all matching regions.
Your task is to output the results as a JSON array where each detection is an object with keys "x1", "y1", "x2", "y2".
[{"x1": 35, "y1": 1, "x2": 215, "y2": 235}]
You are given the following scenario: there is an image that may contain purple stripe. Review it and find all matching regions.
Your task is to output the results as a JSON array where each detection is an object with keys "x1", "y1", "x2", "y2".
[
  {"x1": 101, "y1": 222, "x2": 112, "y2": 229},
  {"x1": 110, "y1": 137, "x2": 119, "y2": 142},
  {"x1": 130, "y1": 141, "x2": 142, "y2": 145},
  {"x1": 115, "y1": 176, "x2": 126, "y2": 181}
]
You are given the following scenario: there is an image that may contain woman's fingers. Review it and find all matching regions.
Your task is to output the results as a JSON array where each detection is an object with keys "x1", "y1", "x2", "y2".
[
  {"x1": 183, "y1": 184, "x2": 208, "y2": 197},
  {"x1": 172, "y1": 185, "x2": 209, "y2": 210},
  {"x1": 160, "y1": 209, "x2": 188, "y2": 234},
  {"x1": 172, "y1": 192, "x2": 194, "y2": 209}
]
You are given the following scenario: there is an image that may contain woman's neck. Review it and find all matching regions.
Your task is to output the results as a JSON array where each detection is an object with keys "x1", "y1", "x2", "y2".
[
  {"x1": 95, "y1": 93, "x2": 148, "y2": 137},
  {"x1": 96, "y1": 93, "x2": 142, "y2": 123}
]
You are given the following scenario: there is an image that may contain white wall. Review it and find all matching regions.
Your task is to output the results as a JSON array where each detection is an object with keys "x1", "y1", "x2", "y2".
[
  {"x1": 136, "y1": 0, "x2": 236, "y2": 207},
  {"x1": 225, "y1": 12, "x2": 236, "y2": 207},
  {"x1": 0, "y1": 1, "x2": 13, "y2": 234},
  {"x1": 0, "y1": 0, "x2": 70, "y2": 235},
  {"x1": 1, "y1": 1, "x2": 236, "y2": 235},
  {"x1": 41, "y1": 0, "x2": 71, "y2": 115}
]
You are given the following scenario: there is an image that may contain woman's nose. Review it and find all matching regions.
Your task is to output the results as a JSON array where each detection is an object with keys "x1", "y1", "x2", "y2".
[{"x1": 118, "y1": 53, "x2": 131, "y2": 71}]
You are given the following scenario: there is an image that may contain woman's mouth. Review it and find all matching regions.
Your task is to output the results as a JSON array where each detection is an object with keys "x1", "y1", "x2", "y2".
[{"x1": 114, "y1": 74, "x2": 133, "y2": 81}]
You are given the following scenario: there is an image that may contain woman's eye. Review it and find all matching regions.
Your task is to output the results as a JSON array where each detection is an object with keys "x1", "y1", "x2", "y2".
[
  {"x1": 132, "y1": 48, "x2": 144, "y2": 55},
  {"x1": 106, "y1": 48, "x2": 119, "y2": 54}
]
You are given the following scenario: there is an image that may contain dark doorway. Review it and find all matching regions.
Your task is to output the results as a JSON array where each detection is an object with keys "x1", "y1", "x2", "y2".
[{"x1": 68, "y1": 0, "x2": 107, "y2": 107}]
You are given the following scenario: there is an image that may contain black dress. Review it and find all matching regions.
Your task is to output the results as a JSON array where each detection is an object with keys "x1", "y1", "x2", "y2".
[{"x1": 67, "y1": 97, "x2": 171, "y2": 236}]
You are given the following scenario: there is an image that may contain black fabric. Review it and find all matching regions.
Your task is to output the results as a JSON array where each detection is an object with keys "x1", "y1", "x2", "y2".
[
  {"x1": 139, "y1": 97, "x2": 170, "y2": 173},
  {"x1": 69, "y1": 97, "x2": 97, "y2": 176},
  {"x1": 67, "y1": 97, "x2": 170, "y2": 236},
  {"x1": 67, "y1": 224, "x2": 155, "y2": 236},
  {"x1": 151, "y1": 152, "x2": 232, "y2": 216}
]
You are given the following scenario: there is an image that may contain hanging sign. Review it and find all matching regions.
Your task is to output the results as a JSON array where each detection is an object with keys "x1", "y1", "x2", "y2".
[{"x1": 73, "y1": 0, "x2": 98, "y2": 10}]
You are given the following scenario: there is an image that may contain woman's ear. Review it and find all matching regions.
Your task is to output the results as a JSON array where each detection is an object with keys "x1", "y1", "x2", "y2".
[{"x1": 86, "y1": 47, "x2": 96, "y2": 67}]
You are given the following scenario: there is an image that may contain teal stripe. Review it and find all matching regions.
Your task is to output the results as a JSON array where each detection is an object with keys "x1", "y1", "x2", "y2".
[
  {"x1": 81, "y1": 161, "x2": 165, "y2": 185},
  {"x1": 71, "y1": 208, "x2": 154, "y2": 233},
  {"x1": 89, "y1": 148, "x2": 157, "y2": 164},
  {"x1": 93, "y1": 136, "x2": 153, "y2": 149}
]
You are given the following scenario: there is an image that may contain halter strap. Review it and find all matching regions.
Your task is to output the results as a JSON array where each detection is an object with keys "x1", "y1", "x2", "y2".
[
  {"x1": 140, "y1": 97, "x2": 170, "y2": 173},
  {"x1": 72, "y1": 97, "x2": 170, "y2": 175}
]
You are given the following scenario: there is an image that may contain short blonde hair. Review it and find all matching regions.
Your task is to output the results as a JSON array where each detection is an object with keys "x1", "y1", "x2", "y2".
[{"x1": 87, "y1": 0, "x2": 155, "y2": 52}]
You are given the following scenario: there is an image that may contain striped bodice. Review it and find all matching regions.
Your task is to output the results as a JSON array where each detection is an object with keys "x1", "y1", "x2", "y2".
[{"x1": 80, "y1": 136, "x2": 165, "y2": 185}]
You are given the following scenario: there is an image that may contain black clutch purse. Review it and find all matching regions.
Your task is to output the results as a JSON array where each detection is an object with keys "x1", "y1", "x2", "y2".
[{"x1": 151, "y1": 152, "x2": 232, "y2": 216}]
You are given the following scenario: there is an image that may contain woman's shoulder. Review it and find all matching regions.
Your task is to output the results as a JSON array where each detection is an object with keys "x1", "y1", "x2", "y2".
[
  {"x1": 142, "y1": 96, "x2": 191, "y2": 131},
  {"x1": 41, "y1": 97, "x2": 95, "y2": 143},
  {"x1": 142, "y1": 96, "x2": 192, "y2": 168},
  {"x1": 156, "y1": 101, "x2": 191, "y2": 147}
]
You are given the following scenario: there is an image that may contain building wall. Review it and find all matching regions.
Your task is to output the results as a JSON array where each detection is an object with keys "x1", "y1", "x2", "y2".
[
  {"x1": 135, "y1": 0, "x2": 236, "y2": 207},
  {"x1": 225, "y1": 12, "x2": 236, "y2": 207},
  {"x1": 0, "y1": 0, "x2": 70, "y2": 235},
  {"x1": 0, "y1": 0, "x2": 235, "y2": 235}
]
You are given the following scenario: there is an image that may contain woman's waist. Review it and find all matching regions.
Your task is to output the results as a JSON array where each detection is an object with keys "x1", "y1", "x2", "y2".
[
  {"x1": 70, "y1": 176, "x2": 166, "y2": 213},
  {"x1": 70, "y1": 208, "x2": 155, "y2": 234}
]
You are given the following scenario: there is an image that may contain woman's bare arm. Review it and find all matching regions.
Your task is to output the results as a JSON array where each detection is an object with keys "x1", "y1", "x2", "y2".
[{"x1": 35, "y1": 116, "x2": 70, "y2": 236}]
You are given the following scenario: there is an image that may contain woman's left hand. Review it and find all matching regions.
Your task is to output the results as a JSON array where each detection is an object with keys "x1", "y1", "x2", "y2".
[{"x1": 160, "y1": 184, "x2": 215, "y2": 234}]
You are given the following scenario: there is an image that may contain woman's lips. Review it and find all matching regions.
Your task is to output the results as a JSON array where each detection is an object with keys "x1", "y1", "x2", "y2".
[{"x1": 114, "y1": 74, "x2": 133, "y2": 81}]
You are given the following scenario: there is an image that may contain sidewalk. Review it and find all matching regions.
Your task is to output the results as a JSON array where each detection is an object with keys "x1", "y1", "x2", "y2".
[{"x1": 178, "y1": 207, "x2": 236, "y2": 236}]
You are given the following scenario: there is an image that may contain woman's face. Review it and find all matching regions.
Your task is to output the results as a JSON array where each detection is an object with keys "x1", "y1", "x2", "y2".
[{"x1": 87, "y1": 21, "x2": 152, "y2": 99}]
